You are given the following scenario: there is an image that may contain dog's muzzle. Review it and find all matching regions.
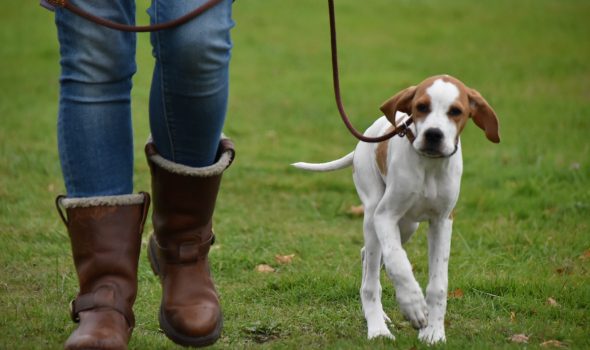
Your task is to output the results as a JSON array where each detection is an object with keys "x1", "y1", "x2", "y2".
[{"x1": 417, "y1": 128, "x2": 458, "y2": 158}]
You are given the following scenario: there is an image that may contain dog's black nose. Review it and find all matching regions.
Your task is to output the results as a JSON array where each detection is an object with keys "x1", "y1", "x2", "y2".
[{"x1": 424, "y1": 128, "x2": 444, "y2": 144}]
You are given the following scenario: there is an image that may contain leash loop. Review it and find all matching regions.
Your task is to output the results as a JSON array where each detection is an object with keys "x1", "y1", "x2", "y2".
[
  {"x1": 328, "y1": 0, "x2": 412, "y2": 143},
  {"x1": 45, "y1": 0, "x2": 223, "y2": 32}
]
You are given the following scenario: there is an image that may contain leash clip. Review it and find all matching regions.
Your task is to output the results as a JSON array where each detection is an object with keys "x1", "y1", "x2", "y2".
[{"x1": 394, "y1": 114, "x2": 412, "y2": 138}]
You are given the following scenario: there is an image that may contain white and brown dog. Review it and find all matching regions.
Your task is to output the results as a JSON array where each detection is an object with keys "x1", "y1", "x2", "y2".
[{"x1": 293, "y1": 75, "x2": 499, "y2": 344}]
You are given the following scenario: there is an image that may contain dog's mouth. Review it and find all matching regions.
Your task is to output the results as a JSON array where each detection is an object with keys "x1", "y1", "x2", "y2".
[
  {"x1": 417, "y1": 144, "x2": 458, "y2": 159},
  {"x1": 418, "y1": 148, "x2": 446, "y2": 158}
]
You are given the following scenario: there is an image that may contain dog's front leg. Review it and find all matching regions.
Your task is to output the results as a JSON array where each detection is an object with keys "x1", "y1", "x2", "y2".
[
  {"x1": 418, "y1": 218, "x2": 452, "y2": 344},
  {"x1": 361, "y1": 226, "x2": 394, "y2": 340},
  {"x1": 374, "y1": 205, "x2": 428, "y2": 330}
]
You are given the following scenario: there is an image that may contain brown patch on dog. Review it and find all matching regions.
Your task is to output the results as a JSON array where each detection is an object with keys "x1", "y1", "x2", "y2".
[
  {"x1": 439, "y1": 77, "x2": 471, "y2": 138},
  {"x1": 380, "y1": 87, "x2": 416, "y2": 125},
  {"x1": 376, "y1": 126, "x2": 395, "y2": 176}
]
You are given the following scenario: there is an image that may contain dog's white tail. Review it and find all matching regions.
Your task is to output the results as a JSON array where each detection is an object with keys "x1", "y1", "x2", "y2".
[{"x1": 291, "y1": 152, "x2": 354, "y2": 172}]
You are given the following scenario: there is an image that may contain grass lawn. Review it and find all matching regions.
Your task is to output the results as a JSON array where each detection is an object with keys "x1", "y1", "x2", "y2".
[{"x1": 1, "y1": 0, "x2": 589, "y2": 349}]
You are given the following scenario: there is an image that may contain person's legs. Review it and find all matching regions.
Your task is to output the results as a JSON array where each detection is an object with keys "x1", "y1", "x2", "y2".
[
  {"x1": 54, "y1": 2, "x2": 150, "y2": 350},
  {"x1": 145, "y1": 0, "x2": 235, "y2": 346},
  {"x1": 56, "y1": 0, "x2": 136, "y2": 197},
  {"x1": 148, "y1": 0, "x2": 234, "y2": 167}
]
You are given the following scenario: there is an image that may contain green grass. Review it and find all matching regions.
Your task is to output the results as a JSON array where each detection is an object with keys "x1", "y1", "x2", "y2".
[{"x1": 1, "y1": 0, "x2": 589, "y2": 349}]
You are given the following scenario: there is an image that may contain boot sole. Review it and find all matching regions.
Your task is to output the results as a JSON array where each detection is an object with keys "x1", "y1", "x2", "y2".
[{"x1": 148, "y1": 234, "x2": 223, "y2": 347}]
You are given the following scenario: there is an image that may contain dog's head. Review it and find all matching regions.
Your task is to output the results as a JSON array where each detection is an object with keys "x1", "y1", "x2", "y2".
[{"x1": 380, "y1": 75, "x2": 500, "y2": 158}]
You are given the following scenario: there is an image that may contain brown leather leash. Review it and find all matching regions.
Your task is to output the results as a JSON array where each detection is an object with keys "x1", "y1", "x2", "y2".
[
  {"x1": 43, "y1": 0, "x2": 223, "y2": 32},
  {"x1": 45, "y1": 0, "x2": 411, "y2": 142},
  {"x1": 328, "y1": 0, "x2": 413, "y2": 143}
]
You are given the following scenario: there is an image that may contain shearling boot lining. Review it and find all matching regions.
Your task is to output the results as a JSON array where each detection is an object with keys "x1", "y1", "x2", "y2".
[
  {"x1": 60, "y1": 194, "x2": 146, "y2": 209},
  {"x1": 148, "y1": 150, "x2": 232, "y2": 177}
]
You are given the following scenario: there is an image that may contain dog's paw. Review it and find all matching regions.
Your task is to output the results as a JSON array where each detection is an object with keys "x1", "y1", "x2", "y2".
[
  {"x1": 367, "y1": 325, "x2": 395, "y2": 340},
  {"x1": 418, "y1": 325, "x2": 446, "y2": 345},
  {"x1": 366, "y1": 311, "x2": 394, "y2": 340},
  {"x1": 397, "y1": 291, "x2": 428, "y2": 329}
]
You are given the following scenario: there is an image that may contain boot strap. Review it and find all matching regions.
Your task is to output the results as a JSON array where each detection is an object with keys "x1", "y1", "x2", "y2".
[
  {"x1": 70, "y1": 285, "x2": 135, "y2": 327},
  {"x1": 155, "y1": 234, "x2": 215, "y2": 264}
]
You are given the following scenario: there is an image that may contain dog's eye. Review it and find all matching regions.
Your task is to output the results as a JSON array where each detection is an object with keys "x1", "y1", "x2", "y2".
[
  {"x1": 448, "y1": 107, "x2": 462, "y2": 117},
  {"x1": 416, "y1": 103, "x2": 430, "y2": 113}
]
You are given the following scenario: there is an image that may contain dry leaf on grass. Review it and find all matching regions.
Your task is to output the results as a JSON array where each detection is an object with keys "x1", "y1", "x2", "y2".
[
  {"x1": 255, "y1": 264, "x2": 275, "y2": 273},
  {"x1": 275, "y1": 254, "x2": 295, "y2": 264},
  {"x1": 555, "y1": 266, "x2": 573, "y2": 275},
  {"x1": 547, "y1": 297, "x2": 559, "y2": 307},
  {"x1": 541, "y1": 339, "x2": 567, "y2": 348},
  {"x1": 579, "y1": 249, "x2": 590, "y2": 261},
  {"x1": 510, "y1": 311, "x2": 517, "y2": 323},
  {"x1": 448, "y1": 288, "x2": 464, "y2": 299},
  {"x1": 508, "y1": 334, "x2": 529, "y2": 344},
  {"x1": 346, "y1": 205, "x2": 364, "y2": 217}
]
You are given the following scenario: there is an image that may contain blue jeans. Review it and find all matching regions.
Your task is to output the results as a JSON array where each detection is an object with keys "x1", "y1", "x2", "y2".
[{"x1": 55, "y1": 0, "x2": 234, "y2": 198}]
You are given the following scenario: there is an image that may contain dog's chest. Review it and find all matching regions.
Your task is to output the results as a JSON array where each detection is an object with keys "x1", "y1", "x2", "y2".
[
  {"x1": 403, "y1": 170, "x2": 457, "y2": 221},
  {"x1": 423, "y1": 174, "x2": 437, "y2": 200}
]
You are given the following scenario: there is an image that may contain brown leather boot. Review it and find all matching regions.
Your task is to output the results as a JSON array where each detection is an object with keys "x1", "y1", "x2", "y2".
[
  {"x1": 56, "y1": 193, "x2": 150, "y2": 350},
  {"x1": 145, "y1": 138, "x2": 235, "y2": 347}
]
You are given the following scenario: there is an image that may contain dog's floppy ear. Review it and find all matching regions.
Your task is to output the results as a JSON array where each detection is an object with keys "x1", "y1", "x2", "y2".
[
  {"x1": 380, "y1": 86, "x2": 417, "y2": 125},
  {"x1": 468, "y1": 88, "x2": 500, "y2": 143}
]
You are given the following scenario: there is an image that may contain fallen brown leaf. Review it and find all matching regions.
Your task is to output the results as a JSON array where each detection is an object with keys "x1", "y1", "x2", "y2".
[
  {"x1": 555, "y1": 266, "x2": 573, "y2": 275},
  {"x1": 448, "y1": 288, "x2": 464, "y2": 299},
  {"x1": 508, "y1": 334, "x2": 529, "y2": 344},
  {"x1": 579, "y1": 249, "x2": 590, "y2": 261},
  {"x1": 541, "y1": 339, "x2": 567, "y2": 348},
  {"x1": 510, "y1": 311, "x2": 516, "y2": 323},
  {"x1": 547, "y1": 297, "x2": 559, "y2": 307},
  {"x1": 346, "y1": 205, "x2": 364, "y2": 217},
  {"x1": 255, "y1": 264, "x2": 275, "y2": 273},
  {"x1": 275, "y1": 254, "x2": 295, "y2": 264}
]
